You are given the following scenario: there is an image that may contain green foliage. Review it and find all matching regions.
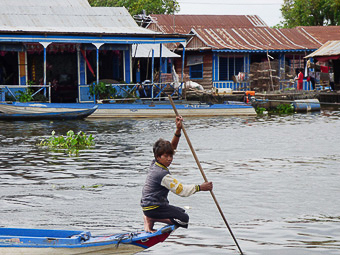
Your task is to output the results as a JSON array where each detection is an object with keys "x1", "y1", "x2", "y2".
[
  {"x1": 16, "y1": 88, "x2": 33, "y2": 102},
  {"x1": 284, "y1": 87, "x2": 296, "y2": 91},
  {"x1": 269, "y1": 104, "x2": 295, "y2": 114},
  {"x1": 82, "y1": 184, "x2": 103, "y2": 189},
  {"x1": 38, "y1": 130, "x2": 95, "y2": 156},
  {"x1": 89, "y1": 82, "x2": 139, "y2": 101},
  {"x1": 281, "y1": 0, "x2": 340, "y2": 28},
  {"x1": 256, "y1": 107, "x2": 267, "y2": 115},
  {"x1": 88, "y1": 0, "x2": 180, "y2": 16},
  {"x1": 271, "y1": 23, "x2": 284, "y2": 29},
  {"x1": 89, "y1": 82, "x2": 116, "y2": 99},
  {"x1": 15, "y1": 87, "x2": 48, "y2": 102},
  {"x1": 275, "y1": 104, "x2": 295, "y2": 114},
  {"x1": 27, "y1": 80, "x2": 35, "y2": 85},
  {"x1": 256, "y1": 104, "x2": 295, "y2": 115}
]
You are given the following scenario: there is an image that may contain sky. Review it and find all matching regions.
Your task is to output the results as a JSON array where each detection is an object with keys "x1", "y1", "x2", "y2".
[{"x1": 177, "y1": 0, "x2": 284, "y2": 27}]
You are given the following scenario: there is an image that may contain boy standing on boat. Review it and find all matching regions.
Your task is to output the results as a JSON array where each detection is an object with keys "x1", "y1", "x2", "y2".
[{"x1": 141, "y1": 116, "x2": 213, "y2": 232}]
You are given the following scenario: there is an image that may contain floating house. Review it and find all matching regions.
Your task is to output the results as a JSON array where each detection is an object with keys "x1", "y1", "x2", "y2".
[
  {"x1": 0, "y1": 0, "x2": 187, "y2": 103},
  {"x1": 145, "y1": 14, "x2": 340, "y2": 91},
  {"x1": 305, "y1": 40, "x2": 340, "y2": 91},
  {"x1": 131, "y1": 43, "x2": 180, "y2": 85},
  {"x1": 0, "y1": 0, "x2": 257, "y2": 117}
]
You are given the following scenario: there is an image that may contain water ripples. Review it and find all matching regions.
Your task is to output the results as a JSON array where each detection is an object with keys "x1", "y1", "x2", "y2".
[{"x1": 0, "y1": 108, "x2": 340, "y2": 254}]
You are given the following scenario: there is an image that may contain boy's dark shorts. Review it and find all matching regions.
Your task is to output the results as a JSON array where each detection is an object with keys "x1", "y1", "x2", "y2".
[{"x1": 143, "y1": 204, "x2": 189, "y2": 228}]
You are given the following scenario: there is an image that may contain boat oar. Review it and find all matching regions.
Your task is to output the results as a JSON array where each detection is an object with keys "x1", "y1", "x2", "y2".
[{"x1": 168, "y1": 96, "x2": 244, "y2": 255}]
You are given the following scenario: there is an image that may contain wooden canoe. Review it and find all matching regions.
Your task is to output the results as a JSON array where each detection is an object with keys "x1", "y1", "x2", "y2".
[{"x1": 0, "y1": 225, "x2": 176, "y2": 254}]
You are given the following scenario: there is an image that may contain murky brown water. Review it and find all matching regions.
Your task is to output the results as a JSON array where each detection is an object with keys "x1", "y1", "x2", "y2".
[{"x1": 0, "y1": 108, "x2": 340, "y2": 254}]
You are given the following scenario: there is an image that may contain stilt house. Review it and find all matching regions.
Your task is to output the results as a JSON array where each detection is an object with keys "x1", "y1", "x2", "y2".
[
  {"x1": 146, "y1": 14, "x2": 340, "y2": 92},
  {"x1": 0, "y1": 0, "x2": 186, "y2": 103}
]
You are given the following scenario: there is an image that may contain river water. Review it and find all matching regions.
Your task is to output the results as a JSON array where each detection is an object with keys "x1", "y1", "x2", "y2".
[{"x1": 0, "y1": 107, "x2": 340, "y2": 255}]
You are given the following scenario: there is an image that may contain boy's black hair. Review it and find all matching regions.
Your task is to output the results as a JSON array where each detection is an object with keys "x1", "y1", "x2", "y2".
[{"x1": 153, "y1": 138, "x2": 174, "y2": 159}]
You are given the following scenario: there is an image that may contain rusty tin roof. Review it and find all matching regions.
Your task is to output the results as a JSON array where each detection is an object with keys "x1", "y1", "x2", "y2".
[
  {"x1": 148, "y1": 14, "x2": 340, "y2": 52},
  {"x1": 305, "y1": 40, "x2": 340, "y2": 58},
  {"x1": 148, "y1": 14, "x2": 267, "y2": 34},
  {"x1": 191, "y1": 27, "x2": 321, "y2": 51}
]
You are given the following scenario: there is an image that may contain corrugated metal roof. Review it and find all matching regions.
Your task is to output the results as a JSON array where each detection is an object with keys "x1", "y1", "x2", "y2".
[
  {"x1": 190, "y1": 27, "x2": 320, "y2": 51},
  {"x1": 147, "y1": 14, "x2": 340, "y2": 52},
  {"x1": 305, "y1": 40, "x2": 340, "y2": 58},
  {"x1": 132, "y1": 44, "x2": 180, "y2": 58},
  {"x1": 297, "y1": 26, "x2": 340, "y2": 44},
  {"x1": 0, "y1": 1, "x2": 157, "y2": 35},
  {"x1": 0, "y1": 0, "x2": 90, "y2": 7},
  {"x1": 148, "y1": 14, "x2": 267, "y2": 34}
]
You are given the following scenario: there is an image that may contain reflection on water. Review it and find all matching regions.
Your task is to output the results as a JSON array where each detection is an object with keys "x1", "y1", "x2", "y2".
[{"x1": 0, "y1": 109, "x2": 340, "y2": 254}]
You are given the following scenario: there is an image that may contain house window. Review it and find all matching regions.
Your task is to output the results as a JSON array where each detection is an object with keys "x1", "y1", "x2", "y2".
[
  {"x1": 190, "y1": 64, "x2": 203, "y2": 79},
  {"x1": 219, "y1": 55, "x2": 244, "y2": 80},
  {"x1": 187, "y1": 55, "x2": 203, "y2": 79}
]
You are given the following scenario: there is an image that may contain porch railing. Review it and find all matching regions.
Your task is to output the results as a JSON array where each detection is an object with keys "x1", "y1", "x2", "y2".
[
  {"x1": 0, "y1": 85, "x2": 51, "y2": 103},
  {"x1": 78, "y1": 82, "x2": 183, "y2": 103},
  {"x1": 213, "y1": 81, "x2": 251, "y2": 91},
  {"x1": 214, "y1": 80, "x2": 326, "y2": 92},
  {"x1": 278, "y1": 80, "x2": 324, "y2": 91}
]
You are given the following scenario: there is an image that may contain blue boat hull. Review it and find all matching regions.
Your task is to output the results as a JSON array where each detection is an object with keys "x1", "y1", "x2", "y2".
[
  {"x1": 0, "y1": 104, "x2": 98, "y2": 120},
  {"x1": 0, "y1": 101, "x2": 256, "y2": 118},
  {"x1": 0, "y1": 225, "x2": 176, "y2": 254}
]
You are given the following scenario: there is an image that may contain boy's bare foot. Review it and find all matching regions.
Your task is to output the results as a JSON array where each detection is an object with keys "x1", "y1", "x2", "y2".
[{"x1": 143, "y1": 215, "x2": 157, "y2": 233}]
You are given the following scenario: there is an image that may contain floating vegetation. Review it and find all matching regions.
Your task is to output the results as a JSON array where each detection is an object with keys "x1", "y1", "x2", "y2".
[
  {"x1": 81, "y1": 184, "x2": 103, "y2": 189},
  {"x1": 256, "y1": 104, "x2": 294, "y2": 115},
  {"x1": 38, "y1": 130, "x2": 95, "y2": 156},
  {"x1": 272, "y1": 103, "x2": 295, "y2": 114},
  {"x1": 256, "y1": 107, "x2": 267, "y2": 115}
]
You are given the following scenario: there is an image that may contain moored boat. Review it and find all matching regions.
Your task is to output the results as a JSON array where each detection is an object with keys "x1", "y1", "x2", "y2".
[
  {"x1": 0, "y1": 104, "x2": 97, "y2": 120},
  {"x1": 0, "y1": 101, "x2": 256, "y2": 118},
  {"x1": 0, "y1": 225, "x2": 176, "y2": 255}
]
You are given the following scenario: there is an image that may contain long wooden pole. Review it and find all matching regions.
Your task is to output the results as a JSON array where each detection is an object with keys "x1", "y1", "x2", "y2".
[{"x1": 168, "y1": 96, "x2": 244, "y2": 255}]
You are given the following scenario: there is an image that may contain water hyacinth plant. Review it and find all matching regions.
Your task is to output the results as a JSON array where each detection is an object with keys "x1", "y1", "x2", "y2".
[
  {"x1": 256, "y1": 104, "x2": 294, "y2": 115},
  {"x1": 275, "y1": 103, "x2": 295, "y2": 114},
  {"x1": 256, "y1": 107, "x2": 267, "y2": 115},
  {"x1": 39, "y1": 130, "x2": 95, "y2": 156}
]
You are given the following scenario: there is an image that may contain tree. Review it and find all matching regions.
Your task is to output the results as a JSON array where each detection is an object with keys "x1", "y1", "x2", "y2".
[
  {"x1": 281, "y1": 0, "x2": 340, "y2": 28},
  {"x1": 88, "y1": 0, "x2": 180, "y2": 16}
]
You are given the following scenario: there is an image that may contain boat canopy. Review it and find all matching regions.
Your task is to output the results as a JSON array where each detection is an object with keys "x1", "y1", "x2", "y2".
[{"x1": 132, "y1": 44, "x2": 180, "y2": 58}]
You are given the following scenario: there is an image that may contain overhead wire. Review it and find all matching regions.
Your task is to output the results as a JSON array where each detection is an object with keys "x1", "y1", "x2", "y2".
[{"x1": 179, "y1": 1, "x2": 281, "y2": 6}]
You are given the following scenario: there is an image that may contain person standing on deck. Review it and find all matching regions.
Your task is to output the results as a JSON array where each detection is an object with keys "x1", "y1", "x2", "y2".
[
  {"x1": 296, "y1": 68, "x2": 304, "y2": 90},
  {"x1": 141, "y1": 116, "x2": 213, "y2": 232}
]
